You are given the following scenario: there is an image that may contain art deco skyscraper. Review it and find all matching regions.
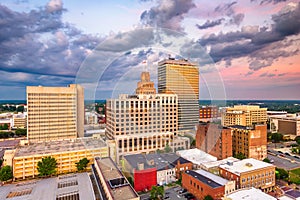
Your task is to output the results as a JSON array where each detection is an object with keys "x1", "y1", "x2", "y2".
[
  {"x1": 27, "y1": 84, "x2": 84, "y2": 142},
  {"x1": 158, "y1": 58, "x2": 199, "y2": 131}
]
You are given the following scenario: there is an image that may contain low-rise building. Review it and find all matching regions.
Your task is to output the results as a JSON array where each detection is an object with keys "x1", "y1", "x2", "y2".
[
  {"x1": 6, "y1": 138, "x2": 108, "y2": 180},
  {"x1": 0, "y1": 173, "x2": 95, "y2": 200},
  {"x1": 93, "y1": 157, "x2": 139, "y2": 200},
  {"x1": 269, "y1": 114, "x2": 300, "y2": 137},
  {"x1": 12, "y1": 114, "x2": 27, "y2": 129},
  {"x1": 230, "y1": 124, "x2": 267, "y2": 160},
  {"x1": 219, "y1": 158, "x2": 275, "y2": 192},
  {"x1": 196, "y1": 123, "x2": 232, "y2": 160},
  {"x1": 182, "y1": 169, "x2": 235, "y2": 200},
  {"x1": 199, "y1": 106, "x2": 219, "y2": 119},
  {"x1": 224, "y1": 187, "x2": 276, "y2": 200},
  {"x1": 199, "y1": 157, "x2": 239, "y2": 175},
  {"x1": 176, "y1": 148, "x2": 217, "y2": 168}
]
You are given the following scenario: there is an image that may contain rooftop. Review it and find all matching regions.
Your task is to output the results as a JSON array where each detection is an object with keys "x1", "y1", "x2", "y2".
[
  {"x1": 124, "y1": 153, "x2": 184, "y2": 171},
  {"x1": 226, "y1": 187, "x2": 276, "y2": 200},
  {"x1": 0, "y1": 173, "x2": 95, "y2": 200},
  {"x1": 200, "y1": 157, "x2": 239, "y2": 170},
  {"x1": 0, "y1": 139, "x2": 20, "y2": 149},
  {"x1": 95, "y1": 157, "x2": 138, "y2": 200},
  {"x1": 219, "y1": 158, "x2": 274, "y2": 176},
  {"x1": 176, "y1": 148, "x2": 217, "y2": 165},
  {"x1": 158, "y1": 58, "x2": 196, "y2": 66},
  {"x1": 185, "y1": 170, "x2": 226, "y2": 189},
  {"x1": 15, "y1": 137, "x2": 107, "y2": 157}
]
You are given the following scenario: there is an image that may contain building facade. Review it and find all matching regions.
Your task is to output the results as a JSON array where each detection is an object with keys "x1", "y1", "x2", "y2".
[
  {"x1": 26, "y1": 84, "x2": 84, "y2": 142},
  {"x1": 231, "y1": 124, "x2": 267, "y2": 160},
  {"x1": 158, "y1": 58, "x2": 199, "y2": 131},
  {"x1": 106, "y1": 93, "x2": 178, "y2": 139},
  {"x1": 219, "y1": 158, "x2": 275, "y2": 192},
  {"x1": 199, "y1": 106, "x2": 219, "y2": 119},
  {"x1": 222, "y1": 105, "x2": 267, "y2": 127},
  {"x1": 196, "y1": 123, "x2": 232, "y2": 160},
  {"x1": 135, "y1": 72, "x2": 156, "y2": 95},
  {"x1": 8, "y1": 138, "x2": 108, "y2": 179},
  {"x1": 182, "y1": 169, "x2": 235, "y2": 200}
]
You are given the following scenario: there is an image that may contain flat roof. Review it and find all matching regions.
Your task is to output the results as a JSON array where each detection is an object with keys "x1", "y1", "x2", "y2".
[
  {"x1": 158, "y1": 58, "x2": 196, "y2": 66},
  {"x1": 226, "y1": 188, "x2": 276, "y2": 200},
  {"x1": 200, "y1": 157, "x2": 239, "y2": 169},
  {"x1": 15, "y1": 138, "x2": 107, "y2": 157},
  {"x1": 124, "y1": 153, "x2": 183, "y2": 171},
  {"x1": 0, "y1": 173, "x2": 95, "y2": 200},
  {"x1": 195, "y1": 169, "x2": 229, "y2": 185},
  {"x1": 219, "y1": 158, "x2": 274, "y2": 176},
  {"x1": 176, "y1": 148, "x2": 217, "y2": 165},
  {"x1": 95, "y1": 157, "x2": 138, "y2": 200},
  {"x1": 0, "y1": 139, "x2": 20, "y2": 149},
  {"x1": 185, "y1": 170, "x2": 224, "y2": 189}
]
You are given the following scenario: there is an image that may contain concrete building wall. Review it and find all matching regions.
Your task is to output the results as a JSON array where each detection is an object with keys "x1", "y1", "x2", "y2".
[
  {"x1": 26, "y1": 84, "x2": 84, "y2": 142},
  {"x1": 278, "y1": 120, "x2": 297, "y2": 135}
]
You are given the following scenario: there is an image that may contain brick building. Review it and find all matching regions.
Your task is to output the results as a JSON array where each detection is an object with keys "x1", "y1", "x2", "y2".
[
  {"x1": 199, "y1": 106, "x2": 219, "y2": 119},
  {"x1": 182, "y1": 169, "x2": 235, "y2": 200},
  {"x1": 230, "y1": 124, "x2": 267, "y2": 160},
  {"x1": 219, "y1": 158, "x2": 275, "y2": 192},
  {"x1": 196, "y1": 123, "x2": 232, "y2": 160}
]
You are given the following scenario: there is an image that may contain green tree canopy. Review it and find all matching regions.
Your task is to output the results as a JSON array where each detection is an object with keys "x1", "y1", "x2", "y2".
[
  {"x1": 37, "y1": 156, "x2": 57, "y2": 177},
  {"x1": 0, "y1": 165, "x2": 13, "y2": 181},
  {"x1": 234, "y1": 152, "x2": 246, "y2": 160},
  {"x1": 75, "y1": 158, "x2": 90, "y2": 171},
  {"x1": 204, "y1": 195, "x2": 213, "y2": 200},
  {"x1": 164, "y1": 143, "x2": 172, "y2": 153},
  {"x1": 276, "y1": 168, "x2": 289, "y2": 179},
  {"x1": 15, "y1": 128, "x2": 27, "y2": 136},
  {"x1": 271, "y1": 132, "x2": 283, "y2": 143},
  {"x1": 263, "y1": 158, "x2": 271, "y2": 163},
  {"x1": 150, "y1": 185, "x2": 164, "y2": 200}
]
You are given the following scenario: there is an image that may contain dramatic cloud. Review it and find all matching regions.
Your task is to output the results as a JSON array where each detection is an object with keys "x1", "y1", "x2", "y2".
[
  {"x1": 251, "y1": 0, "x2": 287, "y2": 5},
  {"x1": 140, "y1": 0, "x2": 196, "y2": 32},
  {"x1": 200, "y1": 2, "x2": 300, "y2": 71},
  {"x1": 196, "y1": 18, "x2": 224, "y2": 30},
  {"x1": 0, "y1": 2, "x2": 102, "y2": 85}
]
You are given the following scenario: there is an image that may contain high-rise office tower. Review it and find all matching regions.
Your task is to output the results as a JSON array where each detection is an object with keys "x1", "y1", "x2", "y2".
[
  {"x1": 158, "y1": 58, "x2": 199, "y2": 131},
  {"x1": 27, "y1": 84, "x2": 84, "y2": 142}
]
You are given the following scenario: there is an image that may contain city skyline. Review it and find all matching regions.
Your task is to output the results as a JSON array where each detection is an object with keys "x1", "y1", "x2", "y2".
[{"x1": 0, "y1": 0, "x2": 299, "y2": 100}]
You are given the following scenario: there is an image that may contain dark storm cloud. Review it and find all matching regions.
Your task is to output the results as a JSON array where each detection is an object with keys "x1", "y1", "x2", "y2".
[
  {"x1": 0, "y1": 2, "x2": 102, "y2": 85},
  {"x1": 196, "y1": 18, "x2": 224, "y2": 30},
  {"x1": 200, "y1": 2, "x2": 300, "y2": 71},
  {"x1": 213, "y1": 1, "x2": 244, "y2": 26},
  {"x1": 140, "y1": 0, "x2": 196, "y2": 32},
  {"x1": 214, "y1": 1, "x2": 237, "y2": 14},
  {"x1": 230, "y1": 13, "x2": 244, "y2": 26}
]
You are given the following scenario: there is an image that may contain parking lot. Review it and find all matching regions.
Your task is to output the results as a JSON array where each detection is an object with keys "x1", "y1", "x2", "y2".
[
  {"x1": 140, "y1": 186, "x2": 195, "y2": 200},
  {"x1": 268, "y1": 149, "x2": 300, "y2": 170}
]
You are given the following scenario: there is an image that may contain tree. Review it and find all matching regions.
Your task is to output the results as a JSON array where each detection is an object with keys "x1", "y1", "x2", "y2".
[
  {"x1": 37, "y1": 156, "x2": 57, "y2": 177},
  {"x1": 164, "y1": 143, "x2": 172, "y2": 153},
  {"x1": 0, "y1": 165, "x2": 13, "y2": 181},
  {"x1": 191, "y1": 139, "x2": 196, "y2": 147},
  {"x1": 295, "y1": 136, "x2": 300, "y2": 145},
  {"x1": 263, "y1": 158, "x2": 271, "y2": 163},
  {"x1": 150, "y1": 185, "x2": 164, "y2": 200},
  {"x1": 276, "y1": 168, "x2": 289, "y2": 180},
  {"x1": 15, "y1": 128, "x2": 27, "y2": 136},
  {"x1": 75, "y1": 158, "x2": 90, "y2": 171},
  {"x1": 0, "y1": 159, "x2": 3, "y2": 167},
  {"x1": 234, "y1": 152, "x2": 246, "y2": 160},
  {"x1": 204, "y1": 195, "x2": 214, "y2": 200},
  {"x1": 271, "y1": 132, "x2": 283, "y2": 143}
]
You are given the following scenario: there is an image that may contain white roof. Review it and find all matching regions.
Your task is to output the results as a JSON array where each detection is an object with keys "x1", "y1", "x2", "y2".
[
  {"x1": 195, "y1": 169, "x2": 229, "y2": 185},
  {"x1": 200, "y1": 157, "x2": 239, "y2": 169},
  {"x1": 219, "y1": 158, "x2": 274, "y2": 175},
  {"x1": 226, "y1": 188, "x2": 276, "y2": 200},
  {"x1": 176, "y1": 148, "x2": 217, "y2": 165}
]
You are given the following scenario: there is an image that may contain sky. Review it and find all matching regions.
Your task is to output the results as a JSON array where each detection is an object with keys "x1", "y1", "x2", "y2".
[{"x1": 0, "y1": 0, "x2": 300, "y2": 100}]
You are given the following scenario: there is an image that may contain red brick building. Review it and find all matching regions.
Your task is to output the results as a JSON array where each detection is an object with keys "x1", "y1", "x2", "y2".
[
  {"x1": 182, "y1": 169, "x2": 235, "y2": 200},
  {"x1": 196, "y1": 123, "x2": 232, "y2": 160},
  {"x1": 200, "y1": 106, "x2": 219, "y2": 119}
]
